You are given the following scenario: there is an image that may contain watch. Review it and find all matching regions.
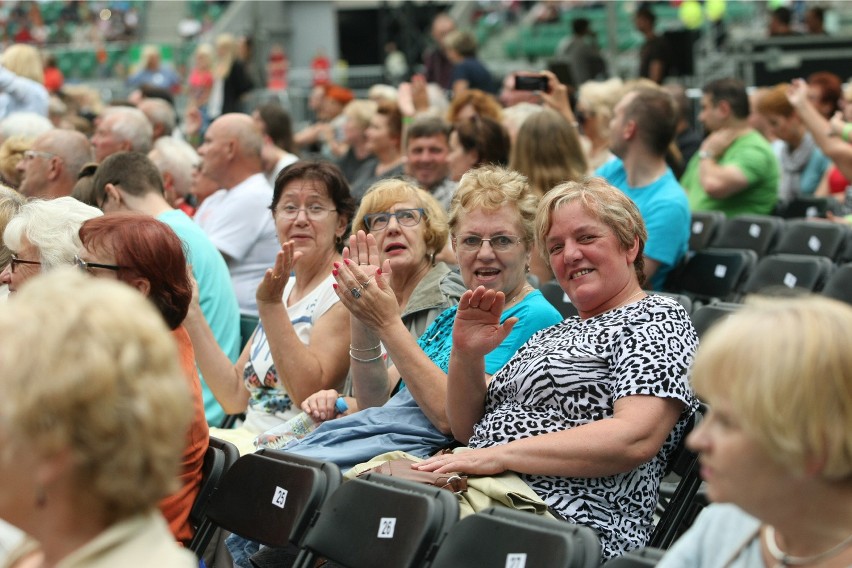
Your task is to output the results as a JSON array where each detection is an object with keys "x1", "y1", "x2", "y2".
[{"x1": 698, "y1": 150, "x2": 715, "y2": 160}]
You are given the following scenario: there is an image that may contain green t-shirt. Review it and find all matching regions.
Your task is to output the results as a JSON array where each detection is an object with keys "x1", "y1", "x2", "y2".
[{"x1": 681, "y1": 130, "x2": 779, "y2": 218}]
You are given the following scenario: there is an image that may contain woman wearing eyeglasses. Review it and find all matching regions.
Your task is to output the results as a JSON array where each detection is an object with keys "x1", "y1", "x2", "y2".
[
  {"x1": 184, "y1": 160, "x2": 355, "y2": 455},
  {"x1": 278, "y1": 165, "x2": 561, "y2": 471},
  {"x1": 0, "y1": 196, "x2": 102, "y2": 295},
  {"x1": 76, "y1": 213, "x2": 209, "y2": 547}
]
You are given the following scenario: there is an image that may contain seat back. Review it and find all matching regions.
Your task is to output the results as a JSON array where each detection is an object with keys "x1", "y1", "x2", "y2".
[
  {"x1": 649, "y1": 407, "x2": 705, "y2": 549},
  {"x1": 600, "y1": 547, "x2": 666, "y2": 567},
  {"x1": 294, "y1": 474, "x2": 459, "y2": 568},
  {"x1": 428, "y1": 507, "x2": 600, "y2": 568},
  {"x1": 741, "y1": 254, "x2": 834, "y2": 297},
  {"x1": 822, "y1": 263, "x2": 852, "y2": 305},
  {"x1": 239, "y1": 314, "x2": 259, "y2": 349},
  {"x1": 201, "y1": 451, "x2": 341, "y2": 552},
  {"x1": 677, "y1": 248, "x2": 758, "y2": 303},
  {"x1": 188, "y1": 437, "x2": 239, "y2": 557},
  {"x1": 540, "y1": 280, "x2": 578, "y2": 319},
  {"x1": 689, "y1": 301, "x2": 741, "y2": 339},
  {"x1": 780, "y1": 196, "x2": 832, "y2": 219},
  {"x1": 688, "y1": 211, "x2": 726, "y2": 252},
  {"x1": 711, "y1": 214, "x2": 784, "y2": 257},
  {"x1": 773, "y1": 220, "x2": 848, "y2": 260}
]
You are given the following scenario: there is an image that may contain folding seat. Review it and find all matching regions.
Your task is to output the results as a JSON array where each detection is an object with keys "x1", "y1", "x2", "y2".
[
  {"x1": 191, "y1": 450, "x2": 341, "y2": 560},
  {"x1": 688, "y1": 211, "x2": 726, "y2": 252},
  {"x1": 711, "y1": 214, "x2": 784, "y2": 257},
  {"x1": 779, "y1": 195, "x2": 833, "y2": 219},
  {"x1": 675, "y1": 248, "x2": 758, "y2": 305},
  {"x1": 600, "y1": 547, "x2": 666, "y2": 566},
  {"x1": 293, "y1": 474, "x2": 458, "y2": 568},
  {"x1": 189, "y1": 437, "x2": 240, "y2": 558},
  {"x1": 821, "y1": 262, "x2": 852, "y2": 306},
  {"x1": 689, "y1": 302, "x2": 741, "y2": 339},
  {"x1": 740, "y1": 253, "x2": 833, "y2": 298},
  {"x1": 773, "y1": 220, "x2": 848, "y2": 261},
  {"x1": 428, "y1": 507, "x2": 600, "y2": 568}
]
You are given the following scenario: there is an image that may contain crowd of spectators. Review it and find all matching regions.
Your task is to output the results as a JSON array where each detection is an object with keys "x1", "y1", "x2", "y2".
[{"x1": 2, "y1": 4, "x2": 852, "y2": 567}]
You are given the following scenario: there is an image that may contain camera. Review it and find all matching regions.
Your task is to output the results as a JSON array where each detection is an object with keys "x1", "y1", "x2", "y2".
[{"x1": 514, "y1": 74, "x2": 549, "y2": 92}]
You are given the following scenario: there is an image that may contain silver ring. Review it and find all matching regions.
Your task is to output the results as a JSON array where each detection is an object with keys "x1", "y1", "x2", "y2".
[
  {"x1": 359, "y1": 262, "x2": 368, "y2": 266},
  {"x1": 350, "y1": 287, "x2": 362, "y2": 299},
  {"x1": 360, "y1": 279, "x2": 370, "y2": 289}
]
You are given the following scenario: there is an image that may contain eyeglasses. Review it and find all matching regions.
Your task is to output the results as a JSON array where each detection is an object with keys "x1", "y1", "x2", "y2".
[
  {"x1": 9, "y1": 254, "x2": 41, "y2": 273},
  {"x1": 454, "y1": 235, "x2": 524, "y2": 253},
  {"x1": 277, "y1": 204, "x2": 338, "y2": 220},
  {"x1": 363, "y1": 208, "x2": 424, "y2": 232},
  {"x1": 74, "y1": 255, "x2": 124, "y2": 273},
  {"x1": 23, "y1": 150, "x2": 58, "y2": 161}
]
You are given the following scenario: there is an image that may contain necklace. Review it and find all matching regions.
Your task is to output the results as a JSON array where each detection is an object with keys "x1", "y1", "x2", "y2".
[
  {"x1": 617, "y1": 290, "x2": 645, "y2": 309},
  {"x1": 765, "y1": 525, "x2": 852, "y2": 567},
  {"x1": 505, "y1": 284, "x2": 533, "y2": 307}
]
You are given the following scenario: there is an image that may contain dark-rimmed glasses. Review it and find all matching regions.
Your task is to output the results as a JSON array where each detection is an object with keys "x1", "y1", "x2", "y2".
[
  {"x1": 9, "y1": 254, "x2": 41, "y2": 273},
  {"x1": 454, "y1": 235, "x2": 524, "y2": 253},
  {"x1": 74, "y1": 255, "x2": 124, "y2": 273},
  {"x1": 363, "y1": 208, "x2": 425, "y2": 232}
]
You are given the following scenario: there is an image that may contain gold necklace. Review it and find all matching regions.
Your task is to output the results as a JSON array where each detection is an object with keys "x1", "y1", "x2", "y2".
[
  {"x1": 617, "y1": 290, "x2": 645, "y2": 309},
  {"x1": 505, "y1": 284, "x2": 533, "y2": 307}
]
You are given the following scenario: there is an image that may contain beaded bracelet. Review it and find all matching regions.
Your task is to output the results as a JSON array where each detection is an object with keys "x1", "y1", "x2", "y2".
[
  {"x1": 349, "y1": 343, "x2": 381, "y2": 352},
  {"x1": 349, "y1": 350, "x2": 384, "y2": 363}
]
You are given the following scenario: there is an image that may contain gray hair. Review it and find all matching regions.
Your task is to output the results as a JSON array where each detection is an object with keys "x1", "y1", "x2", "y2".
[
  {"x1": 38, "y1": 129, "x2": 95, "y2": 181},
  {"x1": 103, "y1": 107, "x2": 154, "y2": 154},
  {"x1": 149, "y1": 137, "x2": 200, "y2": 198},
  {"x1": 3, "y1": 197, "x2": 103, "y2": 269},
  {"x1": 138, "y1": 98, "x2": 177, "y2": 136},
  {"x1": 0, "y1": 112, "x2": 53, "y2": 142}
]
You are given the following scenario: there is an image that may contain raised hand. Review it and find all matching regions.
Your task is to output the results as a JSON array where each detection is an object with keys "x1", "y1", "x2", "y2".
[
  {"x1": 256, "y1": 240, "x2": 302, "y2": 306},
  {"x1": 452, "y1": 286, "x2": 518, "y2": 359},
  {"x1": 332, "y1": 256, "x2": 397, "y2": 332}
]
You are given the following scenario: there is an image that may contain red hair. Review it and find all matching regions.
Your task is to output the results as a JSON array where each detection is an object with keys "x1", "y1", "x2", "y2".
[{"x1": 79, "y1": 213, "x2": 191, "y2": 330}]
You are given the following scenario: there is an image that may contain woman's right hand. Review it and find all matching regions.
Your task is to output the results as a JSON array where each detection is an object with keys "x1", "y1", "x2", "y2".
[
  {"x1": 256, "y1": 241, "x2": 301, "y2": 306},
  {"x1": 452, "y1": 287, "x2": 517, "y2": 359},
  {"x1": 301, "y1": 388, "x2": 341, "y2": 422},
  {"x1": 333, "y1": 231, "x2": 398, "y2": 332}
]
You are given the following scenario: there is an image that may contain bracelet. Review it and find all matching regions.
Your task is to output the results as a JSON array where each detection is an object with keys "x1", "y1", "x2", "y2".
[
  {"x1": 349, "y1": 350, "x2": 384, "y2": 363},
  {"x1": 402, "y1": 116, "x2": 414, "y2": 125},
  {"x1": 842, "y1": 123, "x2": 852, "y2": 142},
  {"x1": 349, "y1": 343, "x2": 381, "y2": 352}
]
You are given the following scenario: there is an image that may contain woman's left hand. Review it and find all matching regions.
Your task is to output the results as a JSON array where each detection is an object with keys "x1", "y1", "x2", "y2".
[
  {"x1": 414, "y1": 446, "x2": 507, "y2": 476},
  {"x1": 257, "y1": 241, "x2": 301, "y2": 306},
  {"x1": 451, "y1": 287, "x2": 517, "y2": 359},
  {"x1": 332, "y1": 234, "x2": 398, "y2": 332}
]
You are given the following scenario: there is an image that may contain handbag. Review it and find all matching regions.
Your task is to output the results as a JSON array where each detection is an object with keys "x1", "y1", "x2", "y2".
[{"x1": 356, "y1": 456, "x2": 468, "y2": 494}]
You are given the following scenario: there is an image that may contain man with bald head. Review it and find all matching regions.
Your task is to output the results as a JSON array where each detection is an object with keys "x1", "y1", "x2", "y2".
[
  {"x1": 17, "y1": 129, "x2": 94, "y2": 199},
  {"x1": 195, "y1": 113, "x2": 279, "y2": 315}
]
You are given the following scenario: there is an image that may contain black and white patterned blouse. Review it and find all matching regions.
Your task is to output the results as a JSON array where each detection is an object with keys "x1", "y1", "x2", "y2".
[{"x1": 469, "y1": 295, "x2": 698, "y2": 560}]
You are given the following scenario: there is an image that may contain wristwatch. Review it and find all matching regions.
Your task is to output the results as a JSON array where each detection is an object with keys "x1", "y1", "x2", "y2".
[{"x1": 698, "y1": 149, "x2": 715, "y2": 160}]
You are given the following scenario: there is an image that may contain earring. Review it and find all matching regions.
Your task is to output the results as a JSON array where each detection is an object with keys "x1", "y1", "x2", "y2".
[
  {"x1": 429, "y1": 251, "x2": 436, "y2": 266},
  {"x1": 525, "y1": 264, "x2": 530, "y2": 273},
  {"x1": 35, "y1": 486, "x2": 46, "y2": 508},
  {"x1": 335, "y1": 235, "x2": 343, "y2": 246}
]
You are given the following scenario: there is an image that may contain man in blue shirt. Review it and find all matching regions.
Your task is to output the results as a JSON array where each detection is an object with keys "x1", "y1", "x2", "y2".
[{"x1": 596, "y1": 87, "x2": 690, "y2": 290}]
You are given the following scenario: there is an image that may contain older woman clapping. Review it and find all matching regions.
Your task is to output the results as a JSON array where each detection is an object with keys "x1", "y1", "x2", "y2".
[
  {"x1": 658, "y1": 296, "x2": 852, "y2": 568},
  {"x1": 0, "y1": 271, "x2": 196, "y2": 567},
  {"x1": 418, "y1": 177, "x2": 698, "y2": 560},
  {"x1": 184, "y1": 161, "x2": 355, "y2": 454}
]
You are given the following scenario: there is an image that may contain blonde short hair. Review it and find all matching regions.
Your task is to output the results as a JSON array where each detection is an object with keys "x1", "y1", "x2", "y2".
[
  {"x1": 353, "y1": 178, "x2": 448, "y2": 256},
  {"x1": 0, "y1": 185, "x2": 25, "y2": 269},
  {"x1": 449, "y1": 165, "x2": 537, "y2": 247},
  {"x1": 1, "y1": 44, "x2": 44, "y2": 84},
  {"x1": 535, "y1": 177, "x2": 647, "y2": 285},
  {"x1": 0, "y1": 270, "x2": 192, "y2": 523},
  {"x1": 692, "y1": 296, "x2": 852, "y2": 480}
]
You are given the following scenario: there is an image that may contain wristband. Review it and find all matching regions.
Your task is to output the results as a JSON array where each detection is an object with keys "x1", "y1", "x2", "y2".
[{"x1": 842, "y1": 123, "x2": 852, "y2": 142}]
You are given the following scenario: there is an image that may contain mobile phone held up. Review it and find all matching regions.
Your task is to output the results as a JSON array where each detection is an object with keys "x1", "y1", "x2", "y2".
[{"x1": 514, "y1": 74, "x2": 549, "y2": 92}]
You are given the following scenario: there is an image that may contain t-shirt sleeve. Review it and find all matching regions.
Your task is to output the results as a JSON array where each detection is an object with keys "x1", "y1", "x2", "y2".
[
  {"x1": 642, "y1": 197, "x2": 691, "y2": 267},
  {"x1": 611, "y1": 301, "x2": 697, "y2": 407},
  {"x1": 204, "y1": 189, "x2": 271, "y2": 260},
  {"x1": 729, "y1": 139, "x2": 780, "y2": 187}
]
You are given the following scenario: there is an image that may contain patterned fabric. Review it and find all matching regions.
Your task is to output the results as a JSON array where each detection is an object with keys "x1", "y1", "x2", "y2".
[{"x1": 469, "y1": 295, "x2": 698, "y2": 559}]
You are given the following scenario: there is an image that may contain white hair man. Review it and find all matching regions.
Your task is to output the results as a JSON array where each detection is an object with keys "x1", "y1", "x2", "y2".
[
  {"x1": 91, "y1": 106, "x2": 154, "y2": 162},
  {"x1": 17, "y1": 129, "x2": 94, "y2": 199}
]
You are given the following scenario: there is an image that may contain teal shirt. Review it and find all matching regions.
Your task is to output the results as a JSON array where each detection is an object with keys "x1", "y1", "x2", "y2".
[
  {"x1": 158, "y1": 209, "x2": 241, "y2": 426},
  {"x1": 681, "y1": 130, "x2": 779, "y2": 218}
]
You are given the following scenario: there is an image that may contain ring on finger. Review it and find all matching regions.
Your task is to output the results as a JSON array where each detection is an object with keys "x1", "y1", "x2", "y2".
[
  {"x1": 350, "y1": 287, "x2": 362, "y2": 299},
  {"x1": 272, "y1": 274, "x2": 281, "y2": 280},
  {"x1": 360, "y1": 279, "x2": 370, "y2": 289}
]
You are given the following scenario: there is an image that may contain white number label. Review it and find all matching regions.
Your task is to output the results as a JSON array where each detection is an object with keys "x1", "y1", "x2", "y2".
[
  {"x1": 378, "y1": 517, "x2": 396, "y2": 538},
  {"x1": 505, "y1": 553, "x2": 527, "y2": 568},
  {"x1": 272, "y1": 486, "x2": 288, "y2": 509}
]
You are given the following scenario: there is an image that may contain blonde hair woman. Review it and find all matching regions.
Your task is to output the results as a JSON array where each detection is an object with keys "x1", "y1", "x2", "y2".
[
  {"x1": 0, "y1": 43, "x2": 49, "y2": 118},
  {"x1": 576, "y1": 77, "x2": 624, "y2": 170},
  {"x1": 208, "y1": 33, "x2": 253, "y2": 117},
  {"x1": 658, "y1": 296, "x2": 852, "y2": 567},
  {"x1": 0, "y1": 271, "x2": 196, "y2": 567}
]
